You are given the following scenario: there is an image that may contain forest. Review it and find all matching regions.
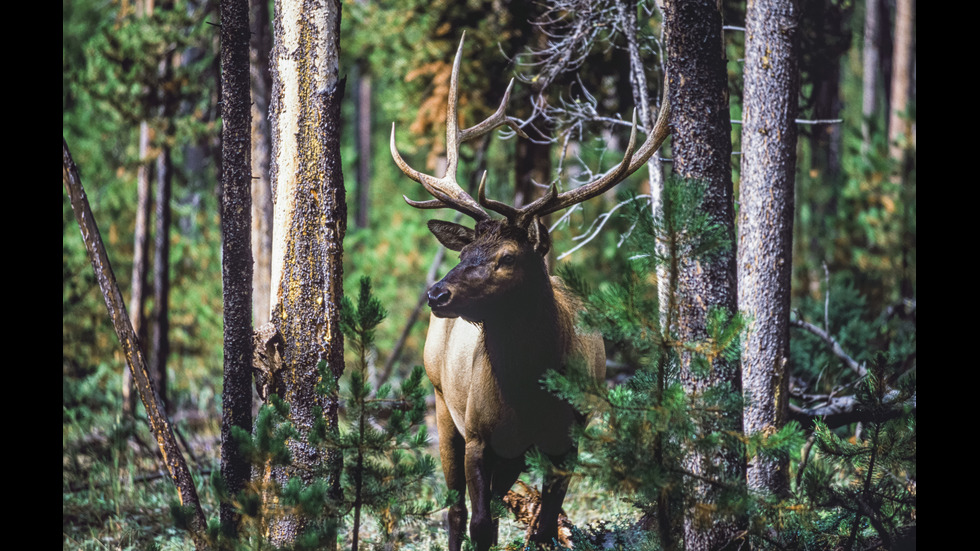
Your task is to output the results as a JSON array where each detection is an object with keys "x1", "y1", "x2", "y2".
[{"x1": 63, "y1": 0, "x2": 915, "y2": 550}]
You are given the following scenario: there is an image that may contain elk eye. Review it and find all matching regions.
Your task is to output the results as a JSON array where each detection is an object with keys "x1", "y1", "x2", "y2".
[{"x1": 499, "y1": 254, "x2": 515, "y2": 266}]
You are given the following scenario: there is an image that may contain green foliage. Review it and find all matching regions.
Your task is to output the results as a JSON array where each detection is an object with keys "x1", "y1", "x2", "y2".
[
  {"x1": 787, "y1": 278, "x2": 916, "y2": 549},
  {"x1": 330, "y1": 277, "x2": 440, "y2": 546},
  {"x1": 546, "y1": 177, "x2": 780, "y2": 546},
  {"x1": 549, "y1": 168, "x2": 916, "y2": 548},
  {"x1": 63, "y1": 359, "x2": 203, "y2": 551},
  {"x1": 64, "y1": 0, "x2": 222, "y2": 406},
  {"x1": 792, "y1": 5, "x2": 916, "y2": 312},
  {"x1": 796, "y1": 371, "x2": 916, "y2": 549}
]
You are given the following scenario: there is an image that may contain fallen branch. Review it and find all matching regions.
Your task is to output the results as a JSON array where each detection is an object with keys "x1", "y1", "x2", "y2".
[
  {"x1": 788, "y1": 390, "x2": 915, "y2": 429},
  {"x1": 63, "y1": 137, "x2": 209, "y2": 550}
]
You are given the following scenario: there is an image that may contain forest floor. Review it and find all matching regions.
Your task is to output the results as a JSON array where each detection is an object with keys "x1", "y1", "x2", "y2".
[{"x1": 63, "y1": 386, "x2": 640, "y2": 551}]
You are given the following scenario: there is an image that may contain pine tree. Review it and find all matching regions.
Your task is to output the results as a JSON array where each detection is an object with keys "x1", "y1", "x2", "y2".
[
  {"x1": 800, "y1": 368, "x2": 916, "y2": 550},
  {"x1": 788, "y1": 274, "x2": 916, "y2": 550},
  {"x1": 322, "y1": 277, "x2": 439, "y2": 549}
]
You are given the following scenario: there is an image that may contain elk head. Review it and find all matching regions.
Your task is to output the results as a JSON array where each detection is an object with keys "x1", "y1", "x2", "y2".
[{"x1": 390, "y1": 33, "x2": 670, "y2": 321}]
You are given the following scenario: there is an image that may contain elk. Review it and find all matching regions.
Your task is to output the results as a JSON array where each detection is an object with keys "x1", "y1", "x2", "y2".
[{"x1": 390, "y1": 35, "x2": 670, "y2": 550}]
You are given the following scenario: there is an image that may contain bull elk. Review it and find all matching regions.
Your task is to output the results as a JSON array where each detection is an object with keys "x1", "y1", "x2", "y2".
[{"x1": 390, "y1": 34, "x2": 670, "y2": 550}]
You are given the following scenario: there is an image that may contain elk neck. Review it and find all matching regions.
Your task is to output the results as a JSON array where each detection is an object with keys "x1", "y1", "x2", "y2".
[{"x1": 478, "y1": 266, "x2": 576, "y2": 405}]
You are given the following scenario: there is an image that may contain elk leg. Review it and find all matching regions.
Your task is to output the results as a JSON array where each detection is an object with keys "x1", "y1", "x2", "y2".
[
  {"x1": 435, "y1": 395, "x2": 467, "y2": 551},
  {"x1": 530, "y1": 451, "x2": 574, "y2": 545},
  {"x1": 465, "y1": 440, "x2": 495, "y2": 551},
  {"x1": 491, "y1": 454, "x2": 525, "y2": 500}
]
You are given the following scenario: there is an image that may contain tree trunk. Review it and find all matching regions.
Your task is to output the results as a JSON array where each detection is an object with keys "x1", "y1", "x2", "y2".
[
  {"x1": 887, "y1": 0, "x2": 914, "y2": 162},
  {"x1": 124, "y1": 120, "x2": 153, "y2": 417},
  {"x1": 250, "y1": 0, "x2": 274, "y2": 327},
  {"x1": 220, "y1": 0, "x2": 254, "y2": 534},
  {"x1": 663, "y1": 1, "x2": 744, "y2": 549},
  {"x1": 64, "y1": 138, "x2": 209, "y2": 550},
  {"x1": 888, "y1": 0, "x2": 915, "y2": 302},
  {"x1": 125, "y1": 0, "x2": 161, "y2": 417},
  {"x1": 861, "y1": 0, "x2": 880, "y2": 154},
  {"x1": 808, "y1": 2, "x2": 843, "y2": 181},
  {"x1": 268, "y1": 0, "x2": 347, "y2": 544},
  {"x1": 355, "y1": 66, "x2": 372, "y2": 229},
  {"x1": 617, "y1": 0, "x2": 665, "y2": 210},
  {"x1": 150, "y1": 124, "x2": 173, "y2": 413},
  {"x1": 738, "y1": 0, "x2": 799, "y2": 498}
]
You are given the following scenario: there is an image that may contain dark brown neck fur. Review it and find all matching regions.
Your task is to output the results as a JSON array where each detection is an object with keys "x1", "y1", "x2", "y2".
[{"x1": 480, "y1": 270, "x2": 577, "y2": 405}]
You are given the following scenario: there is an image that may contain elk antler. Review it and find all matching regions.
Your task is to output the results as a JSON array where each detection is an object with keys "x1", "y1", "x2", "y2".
[
  {"x1": 390, "y1": 32, "x2": 528, "y2": 222},
  {"x1": 392, "y1": 32, "x2": 671, "y2": 229},
  {"x1": 487, "y1": 82, "x2": 671, "y2": 229}
]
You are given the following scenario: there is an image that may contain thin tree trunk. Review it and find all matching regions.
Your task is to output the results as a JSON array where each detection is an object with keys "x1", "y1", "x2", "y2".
[
  {"x1": 64, "y1": 138, "x2": 209, "y2": 550},
  {"x1": 150, "y1": 133, "x2": 173, "y2": 413},
  {"x1": 355, "y1": 66, "x2": 372, "y2": 229},
  {"x1": 125, "y1": 0, "x2": 159, "y2": 417},
  {"x1": 809, "y1": 3, "x2": 843, "y2": 181},
  {"x1": 220, "y1": 0, "x2": 255, "y2": 534},
  {"x1": 124, "y1": 120, "x2": 153, "y2": 417},
  {"x1": 888, "y1": 0, "x2": 915, "y2": 301},
  {"x1": 861, "y1": 0, "x2": 880, "y2": 155},
  {"x1": 251, "y1": 0, "x2": 274, "y2": 327},
  {"x1": 663, "y1": 1, "x2": 744, "y2": 548},
  {"x1": 738, "y1": 0, "x2": 799, "y2": 498},
  {"x1": 268, "y1": 0, "x2": 346, "y2": 544},
  {"x1": 617, "y1": 0, "x2": 664, "y2": 209},
  {"x1": 887, "y1": 0, "x2": 914, "y2": 162},
  {"x1": 617, "y1": 3, "x2": 675, "y2": 547}
]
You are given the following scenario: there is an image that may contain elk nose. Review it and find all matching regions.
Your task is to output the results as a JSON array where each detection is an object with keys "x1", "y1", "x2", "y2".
[{"x1": 427, "y1": 285, "x2": 451, "y2": 308}]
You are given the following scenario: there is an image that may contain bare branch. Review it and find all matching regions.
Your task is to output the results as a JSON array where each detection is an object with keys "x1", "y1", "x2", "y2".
[
  {"x1": 553, "y1": 194, "x2": 652, "y2": 261},
  {"x1": 790, "y1": 317, "x2": 867, "y2": 378}
]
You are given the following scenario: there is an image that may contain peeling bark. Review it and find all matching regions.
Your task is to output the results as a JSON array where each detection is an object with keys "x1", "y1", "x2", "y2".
[{"x1": 268, "y1": 0, "x2": 347, "y2": 544}]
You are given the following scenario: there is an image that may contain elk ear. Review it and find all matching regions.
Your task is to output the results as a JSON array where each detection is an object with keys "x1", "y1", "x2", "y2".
[
  {"x1": 427, "y1": 220, "x2": 475, "y2": 251},
  {"x1": 530, "y1": 218, "x2": 551, "y2": 255}
]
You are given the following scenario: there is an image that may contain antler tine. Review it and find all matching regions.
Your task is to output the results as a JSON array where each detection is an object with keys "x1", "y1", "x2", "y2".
[
  {"x1": 459, "y1": 78, "x2": 529, "y2": 143},
  {"x1": 390, "y1": 123, "x2": 489, "y2": 220},
  {"x1": 389, "y1": 32, "x2": 490, "y2": 222},
  {"x1": 477, "y1": 170, "x2": 518, "y2": 220}
]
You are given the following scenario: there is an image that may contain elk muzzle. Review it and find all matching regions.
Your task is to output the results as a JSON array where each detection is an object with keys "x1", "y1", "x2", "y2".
[{"x1": 427, "y1": 282, "x2": 453, "y2": 311}]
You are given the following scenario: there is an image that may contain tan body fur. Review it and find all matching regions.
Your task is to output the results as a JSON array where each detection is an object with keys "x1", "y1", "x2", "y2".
[{"x1": 424, "y1": 281, "x2": 606, "y2": 455}]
